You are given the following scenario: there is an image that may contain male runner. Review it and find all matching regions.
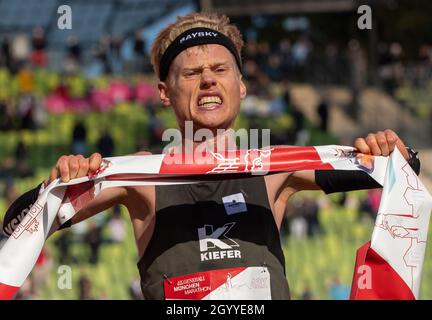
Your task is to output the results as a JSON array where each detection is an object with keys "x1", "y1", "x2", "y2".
[{"x1": 3, "y1": 13, "x2": 420, "y2": 299}]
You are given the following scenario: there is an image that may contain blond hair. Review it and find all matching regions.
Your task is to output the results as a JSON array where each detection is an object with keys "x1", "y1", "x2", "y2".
[{"x1": 150, "y1": 12, "x2": 244, "y2": 78}]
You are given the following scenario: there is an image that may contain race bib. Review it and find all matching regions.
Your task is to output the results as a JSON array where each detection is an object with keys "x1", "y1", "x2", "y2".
[{"x1": 164, "y1": 267, "x2": 271, "y2": 300}]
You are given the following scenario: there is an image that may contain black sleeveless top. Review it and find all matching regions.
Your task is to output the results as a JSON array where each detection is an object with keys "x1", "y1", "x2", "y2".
[{"x1": 137, "y1": 176, "x2": 290, "y2": 299}]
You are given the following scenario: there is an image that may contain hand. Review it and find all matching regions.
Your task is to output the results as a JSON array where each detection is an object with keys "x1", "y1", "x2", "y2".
[
  {"x1": 47, "y1": 153, "x2": 102, "y2": 184},
  {"x1": 354, "y1": 129, "x2": 409, "y2": 160}
]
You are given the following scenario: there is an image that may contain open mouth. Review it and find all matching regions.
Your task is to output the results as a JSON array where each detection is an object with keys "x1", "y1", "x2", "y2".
[{"x1": 197, "y1": 93, "x2": 223, "y2": 110}]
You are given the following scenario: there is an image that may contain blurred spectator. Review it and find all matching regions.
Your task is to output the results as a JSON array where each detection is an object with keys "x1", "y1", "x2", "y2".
[
  {"x1": 4, "y1": 179, "x2": 18, "y2": 207},
  {"x1": 301, "y1": 284, "x2": 313, "y2": 300},
  {"x1": 287, "y1": 198, "x2": 308, "y2": 239},
  {"x1": 85, "y1": 222, "x2": 103, "y2": 265},
  {"x1": 303, "y1": 197, "x2": 320, "y2": 237},
  {"x1": 243, "y1": 59, "x2": 261, "y2": 84},
  {"x1": 32, "y1": 248, "x2": 53, "y2": 296},
  {"x1": 67, "y1": 34, "x2": 82, "y2": 63},
  {"x1": 17, "y1": 66, "x2": 34, "y2": 94},
  {"x1": 323, "y1": 43, "x2": 342, "y2": 84},
  {"x1": 288, "y1": 197, "x2": 321, "y2": 238},
  {"x1": 148, "y1": 106, "x2": 165, "y2": 149},
  {"x1": 243, "y1": 39, "x2": 258, "y2": 61},
  {"x1": 0, "y1": 36, "x2": 13, "y2": 72},
  {"x1": 290, "y1": 104, "x2": 307, "y2": 146},
  {"x1": 278, "y1": 39, "x2": 292, "y2": 77},
  {"x1": 108, "y1": 35, "x2": 123, "y2": 75},
  {"x1": 328, "y1": 276, "x2": 350, "y2": 300},
  {"x1": 347, "y1": 39, "x2": 367, "y2": 120},
  {"x1": 129, "y1": 279, "x2": 144, "y2": 300},
  {"x1": 15, "y1": 140, "x2": 33, "y2": 178},
  {"x1": 264, "y1": 54, "x2": 283, "y2": 82},
  {"x1": 71, "y1": 120, "x2": 88, "y2": 156},
  {"x1": 108, "y1": 206, "x2": 126, "y2": 244},
  {"x1": 0, "y1": 99, "x2": 15, "y2": 131},
  {"x1": 78, "y1": 275, "x2": 94, "y2": 300},
  {"x1": 317, "y1": 99, "x2": 329, "y2": 132},
  {"x1": 87, "y1": 37, "x2": 109, "y2": 77},
  {"x1": 360, "y1": 188, "x2": 382, "y2": 221},
  {"x1": 71, "y1": 217, "x2": 89, "y2": 244},
  {"x1": 291, "y1": 35, "x2": 311, "y2": 81},
  {"x1": 64, "y1": 34, "x2": 82, "y2": 73},
  {"x1": 96, "y1": 129, "x2": 115, "y2": 157},
  {"x1": 289, "y1": 215, "x2": 308, "y2": 239},
  {"x1": 55, "y1": 230, "x2": 74, "y2": 265},
  {"x1": 30, "y1": 27, "x2": 47, "y2": 67},
  {"x1": 132, "y1": 30, "x2": 150, "y2": 73},
  {"x1": 256, "y1": 41, "x2": 271, "y2": 70},
  {"x1": 11, "y1": 34, "x2": 30, "y2": 69},
  {"x1": 15, "y1": 277, "x2": 36, "y2": 300},
  {"x1": 281, "y1": 89, "x2": 297, "y2": 144},
  {"x1": 17, "y1": 94, "x2": 37, "y2": 130}
]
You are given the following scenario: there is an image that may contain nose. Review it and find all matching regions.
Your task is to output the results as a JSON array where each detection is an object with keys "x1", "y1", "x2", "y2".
[{"x1": 200, "y1": 68, "x2": 216, "y2": 89}]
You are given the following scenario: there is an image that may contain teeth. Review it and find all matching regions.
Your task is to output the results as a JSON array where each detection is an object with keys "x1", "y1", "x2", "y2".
[{"x1": 198, "y1": 96, "x2": 222, "y2": 106}]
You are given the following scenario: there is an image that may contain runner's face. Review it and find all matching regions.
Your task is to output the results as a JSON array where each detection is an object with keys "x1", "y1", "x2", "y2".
[{"x1": 159, "y1": 44, "x2": 246, "y2": 132}]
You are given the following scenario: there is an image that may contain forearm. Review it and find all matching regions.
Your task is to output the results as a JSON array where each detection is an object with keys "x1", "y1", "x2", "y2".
[{"x1": 315, "y1": 148, "x2": 421, "y2": 194}]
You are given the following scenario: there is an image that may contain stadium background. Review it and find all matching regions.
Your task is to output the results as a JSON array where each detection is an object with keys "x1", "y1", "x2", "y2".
[{"x1": 0, "y1": 0, "x2": 431, "y2": 299}]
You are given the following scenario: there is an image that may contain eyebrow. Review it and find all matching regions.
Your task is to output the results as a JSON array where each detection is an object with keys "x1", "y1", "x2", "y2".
[{"x1": 181, "y1": 61, "x2": 231, "y2": 72}]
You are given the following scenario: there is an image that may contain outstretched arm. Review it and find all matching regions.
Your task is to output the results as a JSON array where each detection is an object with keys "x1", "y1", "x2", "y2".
[
  {"x1": 267, "y1": 129, "x2": 420, "y2": 220},
  {"x1": 2, "y1": 153, "x2": 128, "y2": 237}
]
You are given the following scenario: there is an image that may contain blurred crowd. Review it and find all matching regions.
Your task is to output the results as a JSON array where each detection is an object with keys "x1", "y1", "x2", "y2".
[
  {"x1": 1, "y1": 26, "x2": 431, "y2": 142},
  {"x1": 0, "y1": 27, "x2": 151, "y2": 76}
]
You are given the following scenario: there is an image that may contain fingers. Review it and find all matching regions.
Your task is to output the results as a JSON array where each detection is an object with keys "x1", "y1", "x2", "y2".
[
  {"x1": 364, "y1": 133, "x2": 382, "y2": 156},
  {"x1": 89, "y1": 153, "x2": 102, "y2": 173},
  {"x1": 77, "y1": 156, "x2": 90, "y2": 178},
  {"x1": 375, "y1": 131, "x2": 390, "y2": 156},
  {"x1": 354, "y1": 137, "x2": 371, "y2": 154},
  {"x1": 384, "y1": 129, "x2": 398, "y2": 153},
  {"x1": 49, "y1": 166, "x2": 59, "y2": 184},
  {"x1": 57, "y1": 155, "x2": 71, "y2": 182},
  {"x1": 48, "y1": 153, "x2": 102, "y2": 183},
  {"x1": 68, "y1": 156, "x2": 80, "y2": 180},
  {"x1": 356, "y1": 129, "x2": 409, "y2": 160}
]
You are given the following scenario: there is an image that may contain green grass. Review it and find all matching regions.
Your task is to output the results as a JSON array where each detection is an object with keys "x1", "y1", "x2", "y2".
[{"x1": 38, "y1": 206, "x2": 139, "y2": 299}]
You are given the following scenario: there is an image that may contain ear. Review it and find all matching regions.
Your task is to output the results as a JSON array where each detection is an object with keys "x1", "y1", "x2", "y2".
[
  {"x1": 239, "y1": 77, "x2": 247, "y2": 100},
  {"x1": 158, "y1": 81, "x2": 171, "y2": 107}
]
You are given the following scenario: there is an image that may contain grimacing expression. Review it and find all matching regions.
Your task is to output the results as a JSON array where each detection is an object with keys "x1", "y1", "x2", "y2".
[{"x1": 158, "y1": 44, "x2": 247, "y2": 132}]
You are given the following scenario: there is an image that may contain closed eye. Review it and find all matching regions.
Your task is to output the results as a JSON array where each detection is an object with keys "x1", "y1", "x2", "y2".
[
  {"x1": 214, "y1": 66, "x2": 228, "y2": 73},
  {"x1": 183, "y1": 70, "x2": 199, "y2": 77}
]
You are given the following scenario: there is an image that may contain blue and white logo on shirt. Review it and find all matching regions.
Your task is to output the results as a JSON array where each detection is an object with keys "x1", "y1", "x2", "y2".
[{"x1": 222, "y1": 193, "x2": 247, "y2": 215}]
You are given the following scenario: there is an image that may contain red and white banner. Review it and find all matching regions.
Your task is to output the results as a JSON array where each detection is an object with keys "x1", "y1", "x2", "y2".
[{"x1": 0, "y1": 145, "x2": 430, "y2": 300}]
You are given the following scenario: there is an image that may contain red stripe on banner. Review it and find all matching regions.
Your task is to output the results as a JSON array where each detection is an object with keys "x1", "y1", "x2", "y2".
[
  {"x1": 158, "y1": 147, "x2": 334, "y2": 175},
  {"x1": 268, "y1": 147, "x2": 334, "y2": 171},
  {"x1": 65, "y1": 181, "x2": 96, "y2": 213},
  {"x1": 0, "y1": 282, "x2": 19, "y2": 300},
  {"x1": 350, "y1": 242, "x2": 415, "y2": 300}
]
